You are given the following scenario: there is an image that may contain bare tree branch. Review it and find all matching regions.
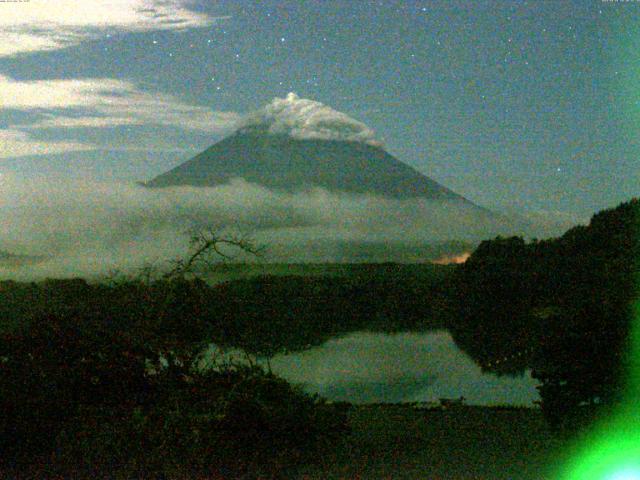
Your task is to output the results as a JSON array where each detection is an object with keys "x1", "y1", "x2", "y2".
[{"x1": 164, "y1": 228, "x2": 264, "y2": 280}]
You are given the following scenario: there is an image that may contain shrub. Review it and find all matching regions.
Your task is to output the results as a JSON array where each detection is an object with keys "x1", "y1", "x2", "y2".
[{"x1": 0, "y1": 298, "x2": 349, "y2": 479}]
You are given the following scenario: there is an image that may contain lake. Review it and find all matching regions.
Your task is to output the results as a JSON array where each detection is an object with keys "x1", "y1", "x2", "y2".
[{"x1": 200, "y1": 330, "x2": 541, "y2": 406}]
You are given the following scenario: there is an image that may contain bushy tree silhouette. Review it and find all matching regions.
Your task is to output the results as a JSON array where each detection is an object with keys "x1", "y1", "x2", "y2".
[
  {"x1": 0, "y1": 231, "x2": 349, "y2": 479},
  {"x1": 450, "y1": 199, "x2": 640, "y2": 430}
]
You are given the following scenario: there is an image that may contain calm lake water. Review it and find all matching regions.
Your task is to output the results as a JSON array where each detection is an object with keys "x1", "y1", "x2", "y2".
[{"x1": 201, "y1": 330, "x2": 540, "y2": 406}]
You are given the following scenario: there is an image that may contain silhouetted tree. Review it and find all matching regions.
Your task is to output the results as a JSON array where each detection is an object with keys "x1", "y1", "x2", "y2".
[
  {"x1": 450, "y1": 199, "x2": 640, "y2": 430},
  {"x1": 0, "y1": 230, "x2": 352, "y2": 478}
]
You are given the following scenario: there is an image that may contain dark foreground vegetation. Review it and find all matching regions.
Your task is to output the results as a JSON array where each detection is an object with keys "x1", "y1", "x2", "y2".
[
  {"x1": 0, "y1": 198, "x2": 638, "y2": 477},
  {"x1": 0, "y1": 262, "x2": 450, "y2": 353},
  {"x1": 451, "y1": 198, "x2": 640, "y2": 431},
  {"x1": 0, "y1": 262, "x2": 441, "y2": 478},
  {"x1": 0, "y1": 298, "x2": 349, "y2": 478},
  {"x1": 298, "y1": 404, "x2": 563, "y2": 480}
]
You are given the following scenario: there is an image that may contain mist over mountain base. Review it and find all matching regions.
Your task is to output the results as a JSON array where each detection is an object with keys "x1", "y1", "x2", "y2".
[{"x1": 0, "y1": 175, "x2": 560, "y2": 280}]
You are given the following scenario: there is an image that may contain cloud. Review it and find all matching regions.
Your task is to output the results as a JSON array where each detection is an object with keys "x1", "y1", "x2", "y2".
[
  {"x1": 1, "y1": 89, "x2": 378, "y2": 160},
  {"x1": 0, "y1": 2, "x2": 236, "y2": 155},
  {"x1": 0, "y1": 74, "x2": 240, "y2": 132},
  {"x1": 19, "y1": 116, "x2": 142, "y2": 129},
  {"x1": 0, "y1": 74, "x2": 240, "y2": 157},
  {"x1": 238, "y1": 93, "x2": 382, "y2": 146},
  {"x1": 0, "y1": 0, "x2": 225, "y2": 57},
  {"x1": 0, "y1": 177, "x2": 525, "y2": 280},
  {"x1": 0, "y1": 129, "x2": 93, "y2": 158}
]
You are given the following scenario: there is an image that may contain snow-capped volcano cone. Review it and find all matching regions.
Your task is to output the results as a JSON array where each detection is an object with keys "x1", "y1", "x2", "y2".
[{"x1": 146, "y1": 93, "x2": 469, "y2": 202}]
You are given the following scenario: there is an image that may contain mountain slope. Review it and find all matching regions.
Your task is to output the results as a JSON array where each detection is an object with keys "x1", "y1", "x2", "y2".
[
  {"x1": 145, "y1": 93, "x2": 478, "y2": 203},
  {"x1": 145, "y1": 129, "x2": 466, "y2": 201}
]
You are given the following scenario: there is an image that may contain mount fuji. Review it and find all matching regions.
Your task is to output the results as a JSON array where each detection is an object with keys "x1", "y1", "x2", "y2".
[{"x1": 145, "y1": 93, "x2": 475, "y2": 206}]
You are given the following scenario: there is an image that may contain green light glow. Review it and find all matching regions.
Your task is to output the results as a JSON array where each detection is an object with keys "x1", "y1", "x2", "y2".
[
  {"x1": 558, "y1": 269, "x2": 640, "y2": 480},
  {"x1": 606, "y1": 469, "x2": 640, "y2": 480},
  {"x1": 562, "y1": 431, "x2": 640, "y2": 480},
  {"x1": 557, "y1": 249, "x2": 640, "y2": 478},
  {"x1": 557, "y1": 12, "x2": 640, "y2": 479}
]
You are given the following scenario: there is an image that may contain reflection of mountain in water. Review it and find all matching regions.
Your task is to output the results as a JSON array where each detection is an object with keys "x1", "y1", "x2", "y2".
[{"x1": 200, "y1": 331, "x2": 540, "y2": 406}]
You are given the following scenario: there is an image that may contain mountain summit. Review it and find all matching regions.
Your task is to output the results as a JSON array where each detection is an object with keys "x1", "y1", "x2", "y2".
[{"x1": 146, "y1": 93, "x2": 466, "y2": 201}]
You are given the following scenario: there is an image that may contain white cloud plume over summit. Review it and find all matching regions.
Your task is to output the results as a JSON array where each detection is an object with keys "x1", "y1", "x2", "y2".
[
  {"x1": 0, "y1": 0, "x2": 224, "y2": 57},
  {"x1": 238, "y1": 93, "x2": 382, "y2": 146}
]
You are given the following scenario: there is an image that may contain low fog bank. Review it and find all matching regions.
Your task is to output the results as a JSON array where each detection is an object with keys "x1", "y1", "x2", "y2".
[
  {"x1": 199, "y1": 331, "x2": 540, "y2": 406},
  {"x1": 0, "y1": 175, "x2": 560, "y2": 280}
]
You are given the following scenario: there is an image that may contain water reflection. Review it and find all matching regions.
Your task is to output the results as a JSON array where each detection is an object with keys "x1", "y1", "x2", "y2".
[{"x1": 201, "y1": 330, "x2": 540, "y2": 406}]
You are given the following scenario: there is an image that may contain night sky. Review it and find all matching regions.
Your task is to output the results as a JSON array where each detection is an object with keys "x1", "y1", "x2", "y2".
[{"x1": 0, "y1": 0, "x2": 638, "y2": 219}]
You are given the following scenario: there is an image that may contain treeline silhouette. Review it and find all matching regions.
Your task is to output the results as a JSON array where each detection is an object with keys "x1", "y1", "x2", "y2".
[
  {"x1": 0, "y1": 263, "x2": 449, "y2": 354},
  {"x1": 1, "y1": 198, "x2": 638, "y2": 475},
  {"x1": 0, "y1": 277, "x2": 351, "y2": 478},
  {"x1": 0, "y1": 263, "x2": 448, "y2": 478},
  {"x1": 208, "y1": 263, "x2": 451, "y2": 355},
  {"x1": 450, "y1": 198, "x2": 639, "y2": 429}
]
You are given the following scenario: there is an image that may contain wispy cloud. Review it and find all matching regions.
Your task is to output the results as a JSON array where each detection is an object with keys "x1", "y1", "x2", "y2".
[
  {"x1": 0, "y1": 75, "x2": 240, "y2": 158},
  {"x1": 0, "y1": 75, "x2": 240, "y2": 131},
  {"x1": 19, "y1": 116, "x2": 142, "y2": 129},
  {"x1": 0, "y1": 129, "x2": 92, "y2": 158},
  {"x1": 0, "y1": 177, "x2": 528, "y2": 280},
  {"x1": 0, "y1": 0, "x2": 226, "y2": 57}
]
